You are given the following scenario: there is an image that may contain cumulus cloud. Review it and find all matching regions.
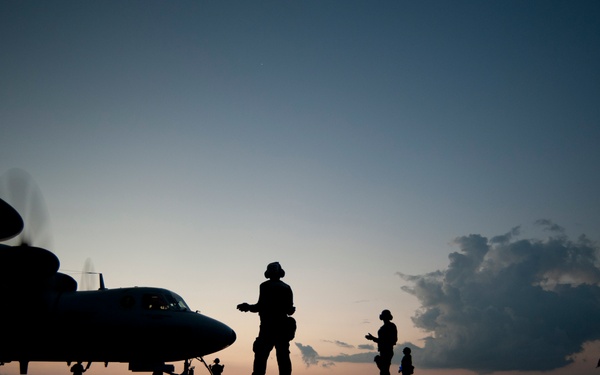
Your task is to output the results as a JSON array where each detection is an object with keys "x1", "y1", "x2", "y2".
[{"x1": 397, "y1": 221, "x2": 600, "y2": 373}]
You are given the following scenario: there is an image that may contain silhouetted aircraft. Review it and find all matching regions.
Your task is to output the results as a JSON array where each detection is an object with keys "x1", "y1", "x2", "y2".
[{"x1": 0, "y1": 172, "x2": 236, "y2": 375}]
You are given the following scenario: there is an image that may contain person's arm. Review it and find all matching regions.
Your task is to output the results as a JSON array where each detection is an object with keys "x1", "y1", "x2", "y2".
[
  {"x1": 237, "y1": 302, "x2": 259, "y2": 312},
  {"x1": 365, "y1": 333, "x2": 379, "y2": 343},
  {"x1": 238, "y1": 284, "x2": 263, "y2": 313}
]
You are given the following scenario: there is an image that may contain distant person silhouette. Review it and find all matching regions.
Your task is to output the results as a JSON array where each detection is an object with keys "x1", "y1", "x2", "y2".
[
  {"x1": 70, "y1": 362, "x2": 89, "y2": 375},
  {"x1": 399, "y1": 347, "x2": 413, "y2": 375},
  {"x1": 209, "y1": 358, "x2": 224, "y2": 375},
  {"x1": 365, "y1": 309, "x2": 398, "y2": 375},
  {"x1": 237, "y1": 262, "x2": 296, "y2": 375}
]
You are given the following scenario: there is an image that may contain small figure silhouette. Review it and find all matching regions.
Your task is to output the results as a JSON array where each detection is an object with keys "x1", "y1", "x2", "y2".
[
  {"x1": 399, "y1": 347, "x2": 413, "y2": 375},
  {"x1": 237, "y1": 262, "x2": 296, "y2": 375},
  {"x1": 365, "y1": 309, "x2": 398, "y2": 375},
  {"x1": 209, "y1": 358, "x2": 224, "y2": 375},
  {"x1": 70, "y1": 361, "x2": 89, "y2": 375}
]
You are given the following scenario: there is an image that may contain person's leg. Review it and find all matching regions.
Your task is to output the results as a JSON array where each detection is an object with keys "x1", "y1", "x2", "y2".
[
  {"x1": 252, "y1": 336, "x2": 274, "y2": 375},
  {"x1": 274, "y1": 340, "x2": 292, "y2": 375},
  {"x1": 379, "y1": 351, "x2": 393, "y2": 375}
]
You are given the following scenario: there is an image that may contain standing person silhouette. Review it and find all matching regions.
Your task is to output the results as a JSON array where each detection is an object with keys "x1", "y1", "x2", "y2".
[
  {"x1": 209, "y1": 358, "x2": 224, "y2": 375},
  {"x1": 365, "y1": 309, "x2": 398, "y2": 375},
  {"x1": 237, "y1": 262, "x2": 296, "y2": 375},
  {"x1": 399, "y1": 347, "x2": 413, "y2": 375}
]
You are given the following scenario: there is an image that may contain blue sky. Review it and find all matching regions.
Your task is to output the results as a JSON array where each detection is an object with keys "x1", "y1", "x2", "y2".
[{"x1": 1, "y1": 1, "x2": 600, "y2": 375}]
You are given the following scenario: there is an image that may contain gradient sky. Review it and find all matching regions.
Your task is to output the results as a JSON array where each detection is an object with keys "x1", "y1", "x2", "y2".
[{"x1": 2, "y1": 1, "x2": 600, "y2": 375}]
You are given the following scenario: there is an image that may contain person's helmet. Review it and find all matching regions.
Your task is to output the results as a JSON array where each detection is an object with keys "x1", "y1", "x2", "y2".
[
  {"x1": 380, "y1": 309, "x2": 393, "y2": 320},
  {"x1": 214, "y1": 358, "x2": 220, "y2": 363},
  {"x1": 264, "y1": 261, "x2": 285, "y2": 279},
  {"x1": 403, "y1": 347, "x2": 411, "y2": 354}
]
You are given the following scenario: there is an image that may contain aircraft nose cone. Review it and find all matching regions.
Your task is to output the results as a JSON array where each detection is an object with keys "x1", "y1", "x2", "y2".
[
  {"x1": 227, "y1": 327, "x2": 237, "y2": 346},
  {"x1": 214, "y1": 321, "x2": 236, "y2": 350},
  {"x1": 193, "y1": 314, "x2": 236, "y2": 356}
]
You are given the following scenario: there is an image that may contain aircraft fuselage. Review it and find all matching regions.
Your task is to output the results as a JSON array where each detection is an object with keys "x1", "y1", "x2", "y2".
[{"x1": 0, "y1": 286, "x2": 236, "y2": 373}]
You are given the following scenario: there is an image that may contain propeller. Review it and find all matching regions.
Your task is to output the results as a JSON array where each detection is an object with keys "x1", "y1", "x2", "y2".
[
  {"x1": 0, "y1": 168, "x2": 53, "y2": 248},
  {"x1": 0, "y1": 168, "x2": 60, "y2": 287},
  {"x1": 80, "y1": 258, "x2": 99, "y2": 291},
  {"x1": 0, "y1": 197, "x2": 23, "y2": 241}
]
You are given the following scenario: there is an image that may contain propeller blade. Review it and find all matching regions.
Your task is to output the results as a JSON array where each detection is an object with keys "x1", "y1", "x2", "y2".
[
  {"x1": 80, "y1": 258, "x2": 98, "y2": 291},
  {"x1": 0, "y1": 168, "x2": 53, "y2": 248},
  {"x1": 0, "y1": 198, "x2": 23, "y2": 241}
]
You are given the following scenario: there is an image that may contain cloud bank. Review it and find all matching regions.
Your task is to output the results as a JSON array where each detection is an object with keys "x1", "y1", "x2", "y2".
[
  {"x1": 322, "y1": 340, "x2": 354, "y2": 349},
  {"x1": 298, "y1": 341, "x2": 419, "y2": 370},
  {"x1": 398, "y1": 221, "x2": 600, "y2": 373},
  {"x1": 296, "y1": 342, "x2": 388, "y2": 368}
]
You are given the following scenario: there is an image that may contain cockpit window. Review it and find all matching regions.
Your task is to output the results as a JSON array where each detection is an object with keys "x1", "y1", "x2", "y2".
[
  {"x1": 142, "y1": 294, "x2": 169, "y2": 310},
  {"x1": 166, "y1": 292, "x2": 191, "y2": 311},
  {"x1": 142, "y1": 292, "x2": 190, "y2": 311}
]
